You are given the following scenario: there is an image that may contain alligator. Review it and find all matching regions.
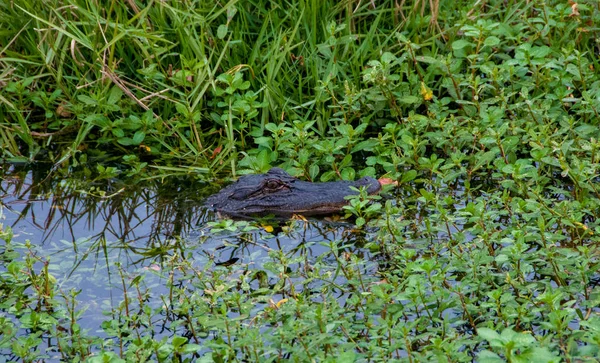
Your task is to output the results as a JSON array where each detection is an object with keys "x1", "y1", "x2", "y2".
[{"x1": 205, "y1": 167, "x2": 381, "y2": 217}]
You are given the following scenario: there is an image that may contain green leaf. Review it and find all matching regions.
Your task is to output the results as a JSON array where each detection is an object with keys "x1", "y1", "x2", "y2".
[
  {"x1": 352, "y1": 139, "x2": 379, "y2": 153},
  {"x1": 401, "y1": 170, "x2": 417, "y2": 183},
  {"x1": 484, "y1": 36, "x2": 500, "y2": 47},
  {"x1": 107, "y1": 86, "x2": 123, "y2": 105},
  {"x1": 132, "y1": 131, "x2": 145, "y2": 145},
  {"x1": 181, "y1": 343, "x2": 202, "y2": 354},
  {"x1": 477, "y1": 350, "x2": 504, "y2": 363},
  {"x1": 565, "y1": 64, "x2": 581, "y2": 80},
  {"x1": 519, "y1": 347, "x2": 560, "y2": 363},
  {"x1": 77, "y1": 95, "x2": 97, "y2": 106},
  {"x1": 339, "y1": 154, "x2": 352, "y2": 168},
  {"x1": 117, "y1": 137, "x2": 134, "y2": 146},
  {"x1": 254, "y1": 136, "x2": 273, "y2": 148},
  {"x1": 477, "y1": 327, "x2": 501, "y2": 342},
  {"x1": 217, "y1": 24, "x2": 228, "y2": 39},
  {"x1": 256, "y1": 149, "x2": 271, "y2": 171},
  {"x1": 172, "y1": 336, "x2": 187, "y2": 348},
  {"x1": 112, "y1": 128, "x2": 125, "y2": 138},
  {"x1": 321, "y1": 170, "x2": 337, "y2": 182},
  {"x1": 473, "y1": 151, "x2": 497, "y2": 170},
  {"x1": 452, "y1": 39, "x2": 472, "y2": 50},
  {"x1": 87, "y1": 352, "x2": 126, "y2": 363},
  {"x1": 157, "y1": 343, "x2": 174, "y2": 359},
  {"x1": 175, "y1": 102, "x2": 189, "y2": 116},
  {"x1": 341, "y1": 167, "x2": 355, "y2": 181},
  {"x1": 356, "y1": 217, "x2": 366, "y2": 227},
  {"x1": 530, "y1": 46, "x2": 550, "y2": 59},
  {"x1": 309, "y1": 164, "x2": 320, "y2": 181},
  {"x1": 381, "y1": 52, "x2": 397, "y2": 64},
  {"x1": 416, "y1": 55, "x2": 441, "y2": 65},
  {"x1": 510, "y1": 331, "x2": 535, "y2": 346},
  {"x1": 397, "y1": 95, "x2": 420, "y2": 104}
]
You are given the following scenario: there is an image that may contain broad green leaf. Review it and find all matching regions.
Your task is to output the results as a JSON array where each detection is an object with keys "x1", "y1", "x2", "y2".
[
  {"x1": 341, "y1": 167, "x2": 355, "y2": 181},
  {"x1": 452, "y1": 39, "x2": 472, "y2": 50},
  {"x1": 107, "y1": 86, "x2": 123, "y2": 105},
  {"x1": 217, "y1": 24, "x2": 228, "y2": 39},
  {"x1": 401, "y1": 170, "x2": 417, "y2": 183},
  {"x1": 477, "y1": 327, "x2": 501, "y2": 342},
  {"x1": 477, "y1": 350, "x2": 504, "y2": 363},
  {"x1": 484, "y1": 36, "x2": 500, "y2": 46},
  {"x1": 132, "y1": 131, "x2": 145, "y2": 145},
  {"x1": 172, "y1": 336, "x2": 187, "y2": 348}
]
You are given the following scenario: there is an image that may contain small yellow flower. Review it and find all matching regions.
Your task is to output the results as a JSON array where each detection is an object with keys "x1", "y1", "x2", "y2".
[
  {"x1": 420, "y1": 82, "x2": 433, "y2": 101},
  {"x1": 261, "y1": 224, "x2": 274, "y2": 233},
  {"x1": 268, "y1": 298, "x2": 289, "y2": 309}
]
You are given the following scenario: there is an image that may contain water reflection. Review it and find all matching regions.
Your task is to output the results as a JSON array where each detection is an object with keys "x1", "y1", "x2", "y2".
[{"x1": 1, "y1": 163, "x2": 213, "y2": 247}]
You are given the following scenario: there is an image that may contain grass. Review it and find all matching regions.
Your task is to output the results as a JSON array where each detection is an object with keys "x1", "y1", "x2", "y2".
[
  {"x1": 0, "y1": 0, "x2": 465, "y2": 175},
  {"x1": 1, "y1": 0, "x2": 600, "y2": 361}
]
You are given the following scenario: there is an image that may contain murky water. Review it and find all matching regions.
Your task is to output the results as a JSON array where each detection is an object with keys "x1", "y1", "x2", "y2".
[{"x1": 0, "y1": 164, "x2": 376, "y2": 334}]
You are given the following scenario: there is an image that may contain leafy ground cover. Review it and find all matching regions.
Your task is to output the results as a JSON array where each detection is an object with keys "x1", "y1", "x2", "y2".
[{"x1": 2, "y1": 0, "x2": 600, "y2": 361}]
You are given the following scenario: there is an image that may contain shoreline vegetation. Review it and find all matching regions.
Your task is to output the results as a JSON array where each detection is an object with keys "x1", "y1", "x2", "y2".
[{"x1": 2, "y1": 0, "x2": 600, "y2": 361}]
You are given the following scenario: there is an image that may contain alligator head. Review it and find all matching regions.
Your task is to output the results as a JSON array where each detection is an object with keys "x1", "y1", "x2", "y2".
[{"x1": 205, "y1": 167, "x2": 381, "y2": 217}]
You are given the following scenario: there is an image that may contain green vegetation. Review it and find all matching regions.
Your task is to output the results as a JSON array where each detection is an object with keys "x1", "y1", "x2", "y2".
[{"x1": 2, "y1": 0, "x2": 600, "y2": 361}]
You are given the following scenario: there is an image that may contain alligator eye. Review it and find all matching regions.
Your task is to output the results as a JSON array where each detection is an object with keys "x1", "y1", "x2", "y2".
[{"x1": 265, "y1": 180, "x2": 281, "y2": 190}]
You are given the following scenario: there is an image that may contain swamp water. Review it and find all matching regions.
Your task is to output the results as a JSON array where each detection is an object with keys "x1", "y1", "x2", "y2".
[
  {"x1": 2, "y1": 164, "x2": 599, "y2": 361},
  {"x1": 0, "y1": 164, "x2": 386, "y2": 360}
]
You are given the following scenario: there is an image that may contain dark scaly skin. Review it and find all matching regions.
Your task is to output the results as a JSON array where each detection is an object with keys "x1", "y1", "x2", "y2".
[{"x1": 205, "y1": 168, "x2": 381, "y2": 217}]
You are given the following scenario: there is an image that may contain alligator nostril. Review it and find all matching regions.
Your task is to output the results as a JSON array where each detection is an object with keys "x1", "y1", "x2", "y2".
[{"x1": 359, "y1": 176, "x2": 375, "y2": 184}]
